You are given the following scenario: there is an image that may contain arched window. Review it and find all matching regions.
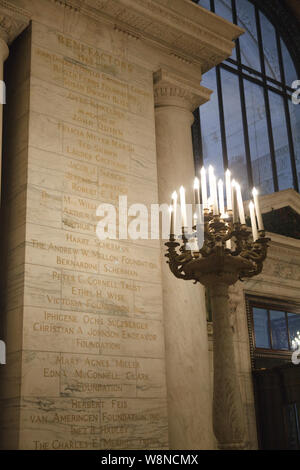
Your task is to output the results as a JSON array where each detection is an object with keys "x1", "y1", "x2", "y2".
[{"x1": 192, "y1": 0, "x2": 300, "y2": 199}]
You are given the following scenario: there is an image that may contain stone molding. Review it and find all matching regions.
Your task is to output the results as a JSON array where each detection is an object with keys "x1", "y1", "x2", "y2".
[
  {"x1": 49, "y1": 0, "x2": 243, "y2": 71},
  {"x1": 153, "y1": 67, "x2": 212, "y2": 111},
  {"x1": 255, "y1": 189, "x2": 300, "y2": 216},
  {"x1": 0, "y1": 0, "x2": 30, "y2": 44}
]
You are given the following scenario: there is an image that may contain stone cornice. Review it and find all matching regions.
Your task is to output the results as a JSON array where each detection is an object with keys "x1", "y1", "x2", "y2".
[
  {"x1": 0, "y1": 0, "x2": 30, "y2": 44},
  {"x1": 153, "y1": 67, "x2": 212, "y2": 111},
  {"x1": 50, "y1": 0, "x2": 243, "y2": 71},
  {"x1": 253, "y1": 189, "x2": 300, "y2": 216}
]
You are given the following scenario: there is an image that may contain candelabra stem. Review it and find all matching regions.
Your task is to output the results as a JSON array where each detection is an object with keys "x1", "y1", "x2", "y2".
[{"x1": 210, "y1": 283, "x2": 247, "y2": 450}]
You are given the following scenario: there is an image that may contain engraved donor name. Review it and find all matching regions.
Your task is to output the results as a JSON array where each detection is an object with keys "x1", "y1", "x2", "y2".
[{"x1": 0, "y1": 340, "x2": 6, "y2": 364}]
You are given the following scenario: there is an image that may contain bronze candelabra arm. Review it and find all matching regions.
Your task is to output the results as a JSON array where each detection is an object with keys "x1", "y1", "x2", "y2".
[{"x1": 165, "y1": 215, "x2": 270, "y2": 285}]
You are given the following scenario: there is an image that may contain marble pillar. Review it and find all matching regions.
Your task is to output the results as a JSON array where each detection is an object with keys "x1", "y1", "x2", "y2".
[
  {"x1": 0, "y1": 1, "x2": 29, "y2": 201},
  {"x1": 153, "y1": 68, "x2": 215, "y2": 450},
  {"x1": 210, "y1": 284, "x2": 247, "y2": 449},
  {"x1": 0, "y1": 37, "x2": 8, "y2": 197}
]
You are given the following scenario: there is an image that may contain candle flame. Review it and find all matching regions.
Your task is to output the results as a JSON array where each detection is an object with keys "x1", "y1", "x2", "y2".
[
  {"x1": 200, "y1": 167, "x2": 206, "y2": 175},
  {"x1": 253, "y1": 187, "x2": 258, "y2": 196},
  {"x1": 172, "y1": 191, "x2": 177, "y2": 200},
  {"x1": 226, "y1": 169, "x2": 231, "y2": 176},
  {"x1": 194, "y1": 177, "x2": 200, "y2": 189},
  {"x1": 169, "y1": 206, "x2": 173, "y2": 213},
  {"x1": 249, "y1": 201, "x2": 254, "y2": 210}
]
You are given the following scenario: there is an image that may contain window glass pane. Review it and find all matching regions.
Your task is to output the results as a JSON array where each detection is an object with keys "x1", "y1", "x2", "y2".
[
  {"x1": 269, "y1": 91, "x2": 293, "y2": 191},
  {"x1": 253, "y1": 308, "x2": 270, "y2": 349},
  {"x1": 244, "y1": 79, "x2": 274, "y2": 195},
  {"x1": 197, "y1": 0, "x2": 211, "y2": 10},
  {"x1": 214, "y1": 0, "x2": 236, "y2": 60},
  {"x1": 288, "y1": 313, "x2": 300, "y2": 351},
  {"x1": 289, "y1": 100, "x2": 300, "y2": 186},
  {"x1": 215, "y1": 0, "x2": 233, "y2": 22},
  {"x1": 270, "y1": 310, "x2": 289, "y2": 350},
  {"x1": 259, "y1": 12, "x2": 281, "y2": 82},
  {"x1": 200, "y1": 68, "x2": 224, "y2": 178},
  {"x1": 267, "y1": 80, "x2": 283, "y2": 92},
  {"x1": 236, "y1": 0, "x2": 261, "y2": 71},
  {"x1": 281, "y1": 39, "x2": 298, "y2": 88},
  {"x1": 221, "y1": 69, "x2": 249, "y2": 197}
]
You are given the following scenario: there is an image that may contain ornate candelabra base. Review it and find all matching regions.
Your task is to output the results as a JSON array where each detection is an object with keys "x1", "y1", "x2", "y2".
[{"x1": 165, "y1": 213, "x2": 269, "y2": 450}]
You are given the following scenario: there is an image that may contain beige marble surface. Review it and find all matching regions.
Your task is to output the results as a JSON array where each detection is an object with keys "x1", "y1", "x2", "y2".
[{"x1": 0, "y1": 0, "x2": 243, "y2": 451}]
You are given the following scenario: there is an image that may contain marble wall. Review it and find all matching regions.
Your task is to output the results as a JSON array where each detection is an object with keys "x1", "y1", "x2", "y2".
[{"x1": 0, "y1": 20, "x2": 168, "y2": 450}]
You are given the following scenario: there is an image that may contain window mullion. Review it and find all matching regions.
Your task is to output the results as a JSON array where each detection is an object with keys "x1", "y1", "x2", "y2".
[
  {"x1": 216, "y1": 65, "x2": 229, "y2": 170},
  {"x1": 255, "y1": 6, "x2": 279, "y2": 192},
  {"x1": 276, "y1": 31, "x2": 299, "y2": 192},
  {"x1": 285, "y1": 312, "x2": 292, "y2": 351},
  {"x1": 232, "y1": 0, "x2": 253, "y2": 189},
  {"x1": 192, "y1": 108, "x2": 203, "y2": 171},
  {"x1": 268, "y1": 309, "x2": 273, "y2": 350}
]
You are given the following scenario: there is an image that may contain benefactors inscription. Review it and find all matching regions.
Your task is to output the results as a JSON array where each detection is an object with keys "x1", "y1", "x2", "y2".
[{"x1": 8, "y1": 20, "x2": 168, "y2": 450}]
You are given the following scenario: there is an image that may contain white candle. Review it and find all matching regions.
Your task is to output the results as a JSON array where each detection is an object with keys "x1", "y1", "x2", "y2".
[
  {"x1": 194, "y1": 177, "x2": 200, "y2": 205},
  {"x1": 172, "y1": 191, "x2": 177, "y2": 234},
  {"x1": 235, "y1": 183, "x2": 246, "y2": 225},
  {"x1": 200, "y1": 167, "x2": 208, "y2": 210},
  {"x1": 209, "y1": 165, "x2": 219, "y2": 215},
  {"x1": 226, "y1": 239, "x2": 232, "y2": 250},
  {"x1": 194, "y1": 177, "x2": 202, "y2": 223},
  {"x1": 180, "y1": 186, "x2": 187, "y2": 227},
  {"x1": 169, "y1": 206, "x2": 174, "y2": 235},
  {"x1": 232, "y1": 180, "x2": 239, "y2": 224},
  {"x1": 218, "y1": 179, "x2": 225, "y2": 217},
  {"x1": 193, "y1": 212, "x2": 198, "y2": 227},
  {"x1": 252, "y1": 188, "x2": 264, "y2": 231},
  {"x1": 249, "y1": 201, "x2": 258, "y2": 241},
  {"x1": 225, "y1": 169, "x2": 232, "y2": 212}
]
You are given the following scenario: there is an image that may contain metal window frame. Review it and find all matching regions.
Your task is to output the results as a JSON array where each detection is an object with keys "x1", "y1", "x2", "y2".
[{"x1": 192, "y1": 0, "x2": 300, "y2": 194}]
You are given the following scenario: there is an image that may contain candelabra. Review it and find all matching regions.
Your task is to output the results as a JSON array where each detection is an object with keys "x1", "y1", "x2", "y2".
[
  {"x1": 166, "y1": 168, "x2": 270, "y2": 450},
  {"x1": 166, "y1": 213, "x2": 269, "y2": 286}
]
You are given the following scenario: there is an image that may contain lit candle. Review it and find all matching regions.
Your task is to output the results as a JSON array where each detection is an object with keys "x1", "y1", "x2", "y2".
[
  {"x1": 225, "y1": 169, "x2": 232, "y2": 212},
  {"x1": 169, "y1": 206, "x2": 174, "y2": 235},
  {"x1": 226, "y1": 239, "x2": 232, "y2": 250},
  {"x1": 218, "y1": 179, "x2": 225, "y2": 217},
  {"x1": 172, "y1": 191, "x2": 177, "y2": 235},
  {"x1": 235, "y1": 183, "x2": 246, "y2": 225},
  {"x1": 193, "y1": 212, "x2": 198, "y2": 227},
  {"x1": 200, "y1": 167, "x2": 208, "y2": 210},
  {"x1": 249, "y1": 201, "x2": 258, "y2": 241},
  {"x1": 232, "y1": 180, "x2": 239, "y2": 224},
  {"x1": 180, "y1": 186, "x2": 187, "y2": 227},
  {"x1": 194, "y1": 177, "x2": 200, "y2": 205},
  {"x1": 209, "y1": 165, "x2": 219, "y2": 215},
  {"x1": 194, "y1": 177, "x2": 202, "y2": 223},
  {"x1": 252, "y1": 188, "x2": 264, "y2": 231}
]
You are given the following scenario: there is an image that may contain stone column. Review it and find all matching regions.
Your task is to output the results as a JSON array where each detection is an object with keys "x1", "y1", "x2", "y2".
[
  {"x1": 0, "y1": 1, "x2": 30, "y2": 201},
  {"x1": 153, "y1": 68, "x2": 214, "y2": 450},
  {"x1": 210, "y1": 284, "x2": 247, "y2": 449},
  {"x1": 0, "y1": 36, "x2": 8, "y2": 198}
]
